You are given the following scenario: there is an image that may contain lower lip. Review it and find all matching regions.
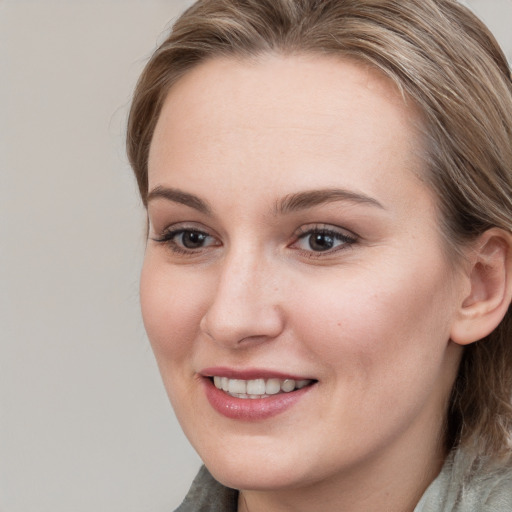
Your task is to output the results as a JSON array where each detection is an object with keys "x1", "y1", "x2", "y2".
[{"x1": 202, "y1": 378, "x2": 314, "y2": 421}]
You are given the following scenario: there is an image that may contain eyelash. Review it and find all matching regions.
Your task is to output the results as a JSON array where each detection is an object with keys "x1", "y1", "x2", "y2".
[
  {"x1": 152, "y1": 224, "x2": 358, "y2": 257},
  {"x1": 152, "y1": 226, "x2": 218, "y2": 255}
]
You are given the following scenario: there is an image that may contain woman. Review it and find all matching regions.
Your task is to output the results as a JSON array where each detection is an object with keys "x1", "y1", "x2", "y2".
[{"x1": 127, "y1": 0, "x2": 512, "y2": 510}]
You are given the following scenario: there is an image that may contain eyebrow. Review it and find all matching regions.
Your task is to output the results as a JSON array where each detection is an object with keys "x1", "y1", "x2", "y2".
[
  {"x1": 146, "y1": 185, "x2": 383, "y2": 216},
  {"x1": 147, "y1": 186, "x2": 212, "y2": 215},
  {"x1": 275, "y1": 188, "x2": 384, "y2": 215}
]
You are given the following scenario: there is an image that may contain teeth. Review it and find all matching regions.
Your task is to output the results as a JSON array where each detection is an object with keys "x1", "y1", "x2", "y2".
[
  {"x1": 211, "y1": 376, "x2": 313, "y2": 398},
  {"x1": 246, "y1": 379, "x2": 266, "y2": 395},
  {"x1": 266, "y1": 378, "x2": 281, "y2": 395},
  {"x1": 296, "y1": 379, "x2": 309, "y2": 389},
  {"x1": 228, "y1": 379, "x2": 246, "y2": 394},
  {"x1": 281, "y1": 379, "x2": 295, "y2": 392}
]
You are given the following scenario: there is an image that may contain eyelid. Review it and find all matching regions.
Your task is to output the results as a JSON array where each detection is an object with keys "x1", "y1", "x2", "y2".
[
  {"x1": 293, "y1": 223, "x2": 358, "y2": 239},
  {"x1": 151, "y1": 221, "x2": 213, "y2": 240}
]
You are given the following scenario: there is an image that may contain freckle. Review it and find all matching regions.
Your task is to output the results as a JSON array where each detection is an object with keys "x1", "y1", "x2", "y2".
[{"x1": 337, "y1": 322, "x2": 342, "y2": 327}]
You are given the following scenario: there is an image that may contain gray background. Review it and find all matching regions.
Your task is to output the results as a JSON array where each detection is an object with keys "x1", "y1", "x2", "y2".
[{"x1": 1, "y1": 1, "x2": 511, "y2": 511}]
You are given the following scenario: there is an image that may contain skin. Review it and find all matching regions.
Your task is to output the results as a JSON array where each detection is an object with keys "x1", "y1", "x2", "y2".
[{"x1": 141, "y1": 54, "x2": 471, "y2": 512}]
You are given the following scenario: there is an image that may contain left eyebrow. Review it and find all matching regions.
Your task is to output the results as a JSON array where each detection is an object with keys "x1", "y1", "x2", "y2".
[
  {"x1": 274, "y1": 188, "x2": 384, "y2": 215},
  {"x1": 146, "y1": 185, "x2": 212, "y2": 215}
]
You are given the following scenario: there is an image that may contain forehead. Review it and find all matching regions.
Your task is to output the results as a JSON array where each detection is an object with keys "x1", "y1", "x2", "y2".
[{"x1": 148, "y1": 54, "x2": 427, "y2": 211}]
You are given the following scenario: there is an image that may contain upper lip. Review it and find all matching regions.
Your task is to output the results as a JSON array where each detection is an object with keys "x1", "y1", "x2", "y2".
[{"x1": 200, "y1": 367, "x2": 315, "y2": 381}]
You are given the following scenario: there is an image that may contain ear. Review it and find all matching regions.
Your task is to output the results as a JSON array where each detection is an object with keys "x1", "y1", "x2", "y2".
[{"x1": 450, "y1": 228, "x2": 512, "y2": 346}]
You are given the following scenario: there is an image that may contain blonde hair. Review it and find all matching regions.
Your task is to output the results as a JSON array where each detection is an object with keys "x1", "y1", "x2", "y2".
[{"x1": 127, "y1": 0, "x2": 512, "y2": 460}]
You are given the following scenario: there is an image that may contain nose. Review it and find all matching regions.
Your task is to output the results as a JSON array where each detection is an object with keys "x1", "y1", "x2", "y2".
[{"x1": 200, "y1": 250, "x2": 285, "y2": 348}]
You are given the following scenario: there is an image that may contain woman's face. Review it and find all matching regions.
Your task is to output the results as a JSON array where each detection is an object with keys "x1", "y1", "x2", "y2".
[{"x1": 142, "y1": 55, "x2": 466, "y2": 493}]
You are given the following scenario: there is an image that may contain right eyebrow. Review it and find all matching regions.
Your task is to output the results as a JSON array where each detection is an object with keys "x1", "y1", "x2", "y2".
[{"x1": 146, "y1": 185, "x2": 212, "y2": 215}]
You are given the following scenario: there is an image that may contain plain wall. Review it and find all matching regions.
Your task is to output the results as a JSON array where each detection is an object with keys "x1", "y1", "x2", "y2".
[{"x1": 1, "y1": 1, "x2": 511, "y2": 511}]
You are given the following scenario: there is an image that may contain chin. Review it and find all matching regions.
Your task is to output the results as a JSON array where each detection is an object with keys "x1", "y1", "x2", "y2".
[
  {"x1": 188, "y1": 429, "x2": 326, "y2": 492},
  {"x1": 205, "y1": 456, "x2": 313, "y2": 491}
]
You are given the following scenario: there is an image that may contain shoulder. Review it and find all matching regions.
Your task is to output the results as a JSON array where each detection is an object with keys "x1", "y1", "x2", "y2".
[
  {"x1": 416, "y1": 449, "x2": 512, "y2": 512},
  {"x1": 174, "y1": 465, "x2": 239, "y2": 512}
]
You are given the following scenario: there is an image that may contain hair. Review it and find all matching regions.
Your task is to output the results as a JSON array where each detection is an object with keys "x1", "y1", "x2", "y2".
[{"x1": 127, "y1": 0, "x2": 512, "y2": 461}]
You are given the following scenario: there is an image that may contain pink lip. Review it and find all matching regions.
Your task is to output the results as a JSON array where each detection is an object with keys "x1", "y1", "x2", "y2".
[
  {"x1": 200, "y1": 368, "x2": 316, "y2": 421},
  {"x1": 200, "y1": 366, "x2": 311, "y2": 381}
]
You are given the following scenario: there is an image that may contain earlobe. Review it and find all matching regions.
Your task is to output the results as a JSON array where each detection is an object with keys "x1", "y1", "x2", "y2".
[{"x1": 450, "y1": 228, "x2": 512, "y2": 346}]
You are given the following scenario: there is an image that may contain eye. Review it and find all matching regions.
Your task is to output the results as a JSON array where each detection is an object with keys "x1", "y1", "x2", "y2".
[
  {"x1": 176, "y1": 230, "x2": 211, "y2": 249},
  {"x1": 152, "y1": 226, "x2": 219, "y2": 254},
  {"x1": 292, "y1": 226, "x2": 357, "y2": 254}
]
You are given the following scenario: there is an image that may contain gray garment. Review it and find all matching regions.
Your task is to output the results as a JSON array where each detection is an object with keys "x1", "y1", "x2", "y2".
[
  {"x1": 415, "y1": 450, "x2": 512, "y2": 511},
  {"x1": 174, "y1": 466, "x2": 238, "y2": 512},
  {"x1": 175, "y1": 450, "x2": 512, "y2": 511}
]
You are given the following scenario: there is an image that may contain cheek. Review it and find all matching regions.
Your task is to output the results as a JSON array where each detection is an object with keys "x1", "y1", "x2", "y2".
[
  {"x1": 139, "y1": 255, "x2": 207, "y2": 365},
  {"x1": 288, "y1": 258, "x2": 456, "y2": 384},
  {"x1": 284, "y1": 264, "x2": 459, "y2": 447}
]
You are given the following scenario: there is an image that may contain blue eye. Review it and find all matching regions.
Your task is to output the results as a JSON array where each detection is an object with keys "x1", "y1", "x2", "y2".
[{"x1": 294, "y1": 227, "x2": 357, "y2": 253}]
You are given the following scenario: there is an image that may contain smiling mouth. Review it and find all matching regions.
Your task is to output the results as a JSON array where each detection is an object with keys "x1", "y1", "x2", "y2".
[{"x1": 210, "y1": 376, "x2": 315, "y2": 399}]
